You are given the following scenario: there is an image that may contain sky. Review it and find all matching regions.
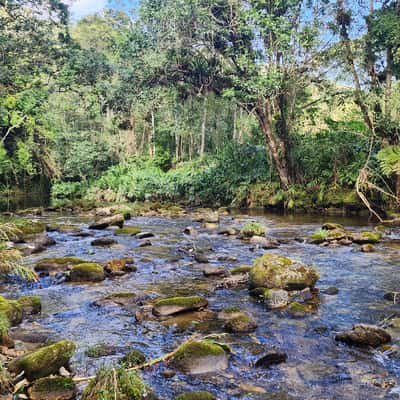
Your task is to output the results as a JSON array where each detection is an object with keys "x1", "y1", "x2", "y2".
[{"x1": 69, "y1": 0, "x2": 108, "y2": 19}]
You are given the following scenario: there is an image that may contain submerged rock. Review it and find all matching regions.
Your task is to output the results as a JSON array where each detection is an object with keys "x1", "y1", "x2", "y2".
[
  {"x1": 202, "y1": 265, "x2": 226, "y2": 277},
  {"x1": 175, "y1": 392, "x2": 216, "y2": 400},
  {"x1": 8, "y1": 340, "x2": 76, "y2": 380},
  {"x1": 91, "y1": 237, "x2": 118, "y2": 247},
  {"x1": 89, "y1": 214, "x2": 124, "y2": 230},
  {"x1": 184, "y1": 227, "x2": 198, "y2": 236},
  {"x1": 28, "y1": 377, "x2": 76, "y2": 400},
  {"x1": 115, "y1": 226, "x2": 142, "y2": 236},
  {"x1": 136, "y1": 232, "x2": 155, "y2": 239},
  {"x1": 194, "y1": 253, "x2": 209, "y2": 263},
  {"x1": 152, "y1": 296, "x2": 208, "y2": 317},
  {"x1": 335, "y1": 324, "x2": 391, "y2": 347},
  {"x1": 241, "y1": 222, "x2": 267, "y2": 238},
  {"x1": 255, "y1": 351, "x2": 287, "y2": 368},
  {"x1": 249, "y1": 253, "x2": 319, "y2": 291},
  {"x1": 224, "y1": 313, "x2": 257, "y2": 333},
  {"x1": 69, "y1": 263, "x2": 105, "y2": 282},
  {"x1": 171, "y1": 340, "x2": 229, "y2": 374},
  {"x1": 93, "y1": 292, "x2": 137, "y2": 308},
  {"x1": 324, "y1": 287, "x2": 339, "y2": 296}
]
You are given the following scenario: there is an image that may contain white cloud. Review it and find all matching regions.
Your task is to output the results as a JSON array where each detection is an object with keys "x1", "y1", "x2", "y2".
[{"x1": 69, "y1": 0, "x2": 107, "y2": 19}]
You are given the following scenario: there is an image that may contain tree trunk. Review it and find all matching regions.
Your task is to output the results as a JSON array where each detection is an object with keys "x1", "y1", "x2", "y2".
[
  {"x1": 149, "y1": 110, "x2": 156, "y2": 158},
  {"x1": 200, "y1": 96, "x2": 207, "y2": 159},
  {"x1": 255, "y1": 105, "x2": 292, "y2": 189}
]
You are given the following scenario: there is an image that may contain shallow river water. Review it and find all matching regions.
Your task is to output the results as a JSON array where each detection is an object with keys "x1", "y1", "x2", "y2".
[{"x1": 2, "y1": 209, "x2": 400, "y2": 399}]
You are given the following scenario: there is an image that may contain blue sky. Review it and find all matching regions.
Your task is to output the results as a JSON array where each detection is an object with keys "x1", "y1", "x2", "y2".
[{"x1": 69, "y1": 0, "x2": 137, "y2": 19}]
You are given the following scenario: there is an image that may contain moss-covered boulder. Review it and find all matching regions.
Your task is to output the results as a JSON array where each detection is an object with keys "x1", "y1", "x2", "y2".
[
  {"x1": 27, "y1": 377, "x2": 76, "y2": 400},
  {"x1": 0, "y1": 296, "x2": 23, "y2": 325},
  {"x1": 286, "y1": 302, "x2": 311, "y2": 318},
  {"x1": 35, "y1": 257, "x2": 86, "y2": 273},
  {"x1": 322, "y1": 222, "x2": 344, "y2": 231},
  {"x1": 171, "y1": 340, "x2": 229, "y2": 374},
  {"x1": 175, "y1": 392, "x2": 216, "y2": 400},
  {"x1": 352, "y1": 231, "x2": 381, "y2": 244},
  {"x1": 241, "y1": 223, "x2": 267, "y2": 238},
  {"x1": 309, "y1": 228, "x2": 349, "y2": 244},
  {"x1": 152, "y1": 296, "x2": 208, "y2": 317},
  {"x1": 115, "y1": 227, "x2": 142, "y2": 236},
  {"x1": 18, "y1": 295, "x2": 41, "y2": 315},
  {"x1": 224, "y1": 313, "x2": 257, "y2": 333},
  {"x1": 13, "y1": 219, "x2": 46, "y2": 239},
  {"x1": 249, "y1": 254, "x2": 319, "y2": 291},
  {"x1": 8, "y1": 340, "x2": 76, "y2": 380},
  {"x1": 69, "y1": 263, "x2": 105, "y2": 282},
  {"x1": 119, "y1": 349, "x2": 146, "y2": 368},
  {"x1": 86, "y1": 344, "x2": 120, "y2": 358}
]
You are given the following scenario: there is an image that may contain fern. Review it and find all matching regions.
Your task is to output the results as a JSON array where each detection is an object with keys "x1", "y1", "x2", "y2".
[{"x1": 377, "y1": 145, "x2": 400, "y2": 177}]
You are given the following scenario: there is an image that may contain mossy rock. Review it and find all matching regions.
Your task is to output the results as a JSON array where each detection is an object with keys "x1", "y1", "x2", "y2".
[
  {"x1": 0, "y1": 296, "x2": 23, "y2": 325},
  {"x1": 262, "y1": 288, "x2": 289, "y2": 309},
  {"x1": 8, "y1": 340, "x2": 76, "y2": 380},
  {"x1": 175, "y1": 392, "x2": 216, "y2": 400},
  {"x1": 46, "y1": 224, "x2": 80, "y2": 234},
  {"x1": 287, "y1": 302, "x2": 310, "y2": 318},
  {"x1": 249, "y1": 253, "x2": 319, "y2": 290},
  {"x1": 171, "y1": 340, "x2": 229, "y2": 374},
  {"x1": 230, "y1": 265, "x2": 252, "y2": 275},
  {"x1": 322, "y1": 222, "x2": 344, "y2": 230},
  {"x1": 309, "y1": 228, "x2": 349, "y2": 244},
  {"x1": 153, "y1": 296, "x2": 208, "y2": 317},
  {"x1": 119, "y1": 349, "x2": 146, "y2": 367},
  {"x1": 81, "y1": 366, "x2": 152, "y2": 400},
  {"x1": 69, "y1": 263, "x2": 105, "y2": 282},
  {"x1": 18, "y1": 295, "x2": 41, "y2": 315},
  {"x1": 28, "y1": 377, "x2": 76, "y2": 400},
  {"x1": 241, "y1": 222, "x2": 267, "y2": 238},
  {"x1": 0, "y1": 312, "x2": 11, "y2": 347},
  {"x1": 224, "y1": 313, "x2": 257, "y2": 333},
  {"x1": 352, "y1": 231, "x2": 381, "y2": 244},
  {"x1": 115, "y1": 227, "x2": 142, "y2": 236},
  {"x1": 86, "y1": 344, "x2": 119, "y2": 358},
  {"x1": 14, "y1": 219, "x2": 46, "y2": 237},
  {"x1": 35, "y1": 257, "x2": 86, "y2": 273},
  {"x1": 217, "y1": 306, "x2": 243, "y2": 320}
]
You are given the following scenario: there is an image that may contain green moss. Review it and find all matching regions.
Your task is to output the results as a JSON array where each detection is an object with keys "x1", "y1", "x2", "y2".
[
  {"x1": 70, "y1": 263, "x2": 105, "y2": 282},
  {"x1": 86, "y1": 344, "x2": 116, "y2": 358},
  {"x1": 321, "y1": 187, "x2": 360, "y2": 207},
  {"x1": 119, "y1": 349, "x2": 146, "y2": 368},
  {"x1": 18, "y1": 295, "x2": 41, "y2": 314},
  {"x1": 309, "y1": 229, "x2": 329, "y2": 243},
  {"x1": 37, "y1": 257, "x2": 86, "y2": 266},
  {"x1": 154, "y1": 296, "x2": 206, "y2": 308},
  {"x1": 176, "y1": 392, "x2": 216, "y2": 400},
  {"x1": 241, "y1": 222, "x2": 267, "y2": 238},
  {"x1": 82, "y1": 366, "x2": 148, "y2": 400},
  {"x1": 8, "y1": 340, "x2": 76, "y2": 381},
  {"x1": 115, "y1": 227, "x2": 142, "y2": 236},
  {"x1": 0, "y1": 296, "x2": 23, "y2": 325},
  {"x1": 0, "y1": 312, "x2": 10, "y2": 337},
  {"x1": 353, "y1": 231, "x2": 381, "y2": 244},
  {"x1": 32, "y1": 377, "x2": 75, "y2": 392},
  {"x1": 222, "y1": 306, "x2": 241, "y2": 314},
  {"x1": 173, "y1": 340, "x2": 226, "y2": 364},
  {"x1": 224, "y1": 314, "x2": 257, "y2": 333},
  {"x1": 230, "y1": 265, "x2": 252, "y2": 274},
  {"x1": 14, "y1": 219, "x2": 46, "y2": 235},
  {"x1": 322, "y1": 222, "x2": 344, "y2": 230}
]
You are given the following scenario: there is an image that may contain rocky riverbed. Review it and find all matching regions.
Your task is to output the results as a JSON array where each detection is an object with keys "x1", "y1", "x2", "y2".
[{"x1": 1, "y1": 204, "x2": 400, "y2": 399}]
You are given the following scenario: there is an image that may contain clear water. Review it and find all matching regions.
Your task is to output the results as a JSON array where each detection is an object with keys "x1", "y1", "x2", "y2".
[{"x1": 2, "y1": 210, "x2": 400, "y2": 399}]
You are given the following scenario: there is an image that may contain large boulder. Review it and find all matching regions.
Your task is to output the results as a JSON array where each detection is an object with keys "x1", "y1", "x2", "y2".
[
  {"x1": 8, "y1": 340, "x2": 76, "y2": 380},
  {"x1": 27, "y1": 377, "x2": 76, "y2": 400},
  {"x1": 35, "y1": 257, "x2": 86, "y2": 274},
  {"x1": 153, "y1": 296, "x2": 208, "y2": 317},
  {"x1": 89, "y1": 214, "x2": 124, "y2": 230},
  {"x1": 249, "y1": 253, "x2": 319, "y2": 290},
  {"x1": 171, "y1": 340, "x2": 229, "y2": 374},
  {"x1": 335, "y1": 324, "x2": 391, "y2": 347},
  {"x1": 69, "y1": 263, "x2": 105, "y2": 282}
]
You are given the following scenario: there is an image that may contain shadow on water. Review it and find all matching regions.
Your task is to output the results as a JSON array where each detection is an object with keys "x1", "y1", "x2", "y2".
[{"x1": 1, "y1": 205, "x2": 400, "y2": 399}]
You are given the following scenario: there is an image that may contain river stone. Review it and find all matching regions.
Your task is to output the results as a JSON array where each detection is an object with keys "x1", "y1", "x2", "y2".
[
  {"x1": 171, "y1": 340, "x2": 228, "y2": 374},
  {"x1": 89, "y1": 214, "x2": 124, "y2": 230},
  {"x1": 249, "y1": 236, "x2": 279, "y2": 249},
  {"x1": 263, "y1": 289, "x2": 289, "y2": 309},
  {"x1": 217, "y1": 307, "x2": 243, "y2": 320},
  {"x1": 35, "y1": 257, "x2": 86, "y2": 273},
  {"x1": 91, "y1": 237, "x2": 118, "y2": 246},
  {"x1": 224, "y1": 313, "x2": 257, "y2": 333},
  {"x1": 202, "y1": 265, "x2": 226, "y2": 277},
  {"x1": 28, "y1": 377, "x2": 76, "y2": 400},
  {"x1": 322, "y1": 223, "x2": 344, "y2": 231},
  {"x1": 175, "y1": 392, "x2": 216, "y2": 400},
  {"x1": 194, "y1": 253, "x2": 209, "y2": 263},
  {"x1": 241, "y1": 222, "x2": 267, "y2": 238},
  {"x1": 218, "y1": 227, "x2": 238, "y2": 236},
  {"x1": 153, "y1": 296, "x2": 208, "y2": 317},
  {"x1": 104, "y1": 257, "x2": 135, "y2": 275},
  {"x1": 255, "y1": 351, "x2": 287, "y2": 368},
  {"x1": 8, "y1": 340, "x2": 76, "y2": 380},
  {"x1": 249, "y1": 253, "x2": 319, "y2": 290},
  {"x1": 69, "y1": 263, "x2": 105, "y2": 282},
  {"x1": 384, "y1": 292, "x2": 400, "y2": 303},
  {"x1": 324, "y1": 287, "x2": 339, "y2": 295},
  {"x1": 335, "y1": 324, "x2": 391, "y2": 347},
  {"x1": 18, "y1": 296, "x2": 41, "y2": 315},
  {"x1": 203, "y1": 211, "x2": 219, "y2": 223},
  {"x1": 136, "y1": 232, "x2": 155, "y2": 239},
  {"x1": 361, "y1": 244, "x2": 375, "y2": 253},
  {"x1": 352, "y1": 231, "x2": 381, "y2": 244},
  {"x1": 184, "y1": 227, "x2": 198, "y2": 236}
]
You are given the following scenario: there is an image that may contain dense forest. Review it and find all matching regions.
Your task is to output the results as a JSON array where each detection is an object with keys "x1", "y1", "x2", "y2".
[
  {"x1": 1, "y1": 0, "x2": 399, "y2": 216},
  {"x1": 1, "y1": 1, "x2": 400, "y2": 400}
]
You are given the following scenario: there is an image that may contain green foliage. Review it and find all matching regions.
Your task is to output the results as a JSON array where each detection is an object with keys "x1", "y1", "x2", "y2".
[{"x1": 377, "y1": 145, "x2": 400, "y2": 177}]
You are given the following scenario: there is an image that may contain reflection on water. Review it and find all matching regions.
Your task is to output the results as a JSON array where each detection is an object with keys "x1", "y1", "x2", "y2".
[{"x1": 1, "y1": 207, "x2": 400, "y2": 399}]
